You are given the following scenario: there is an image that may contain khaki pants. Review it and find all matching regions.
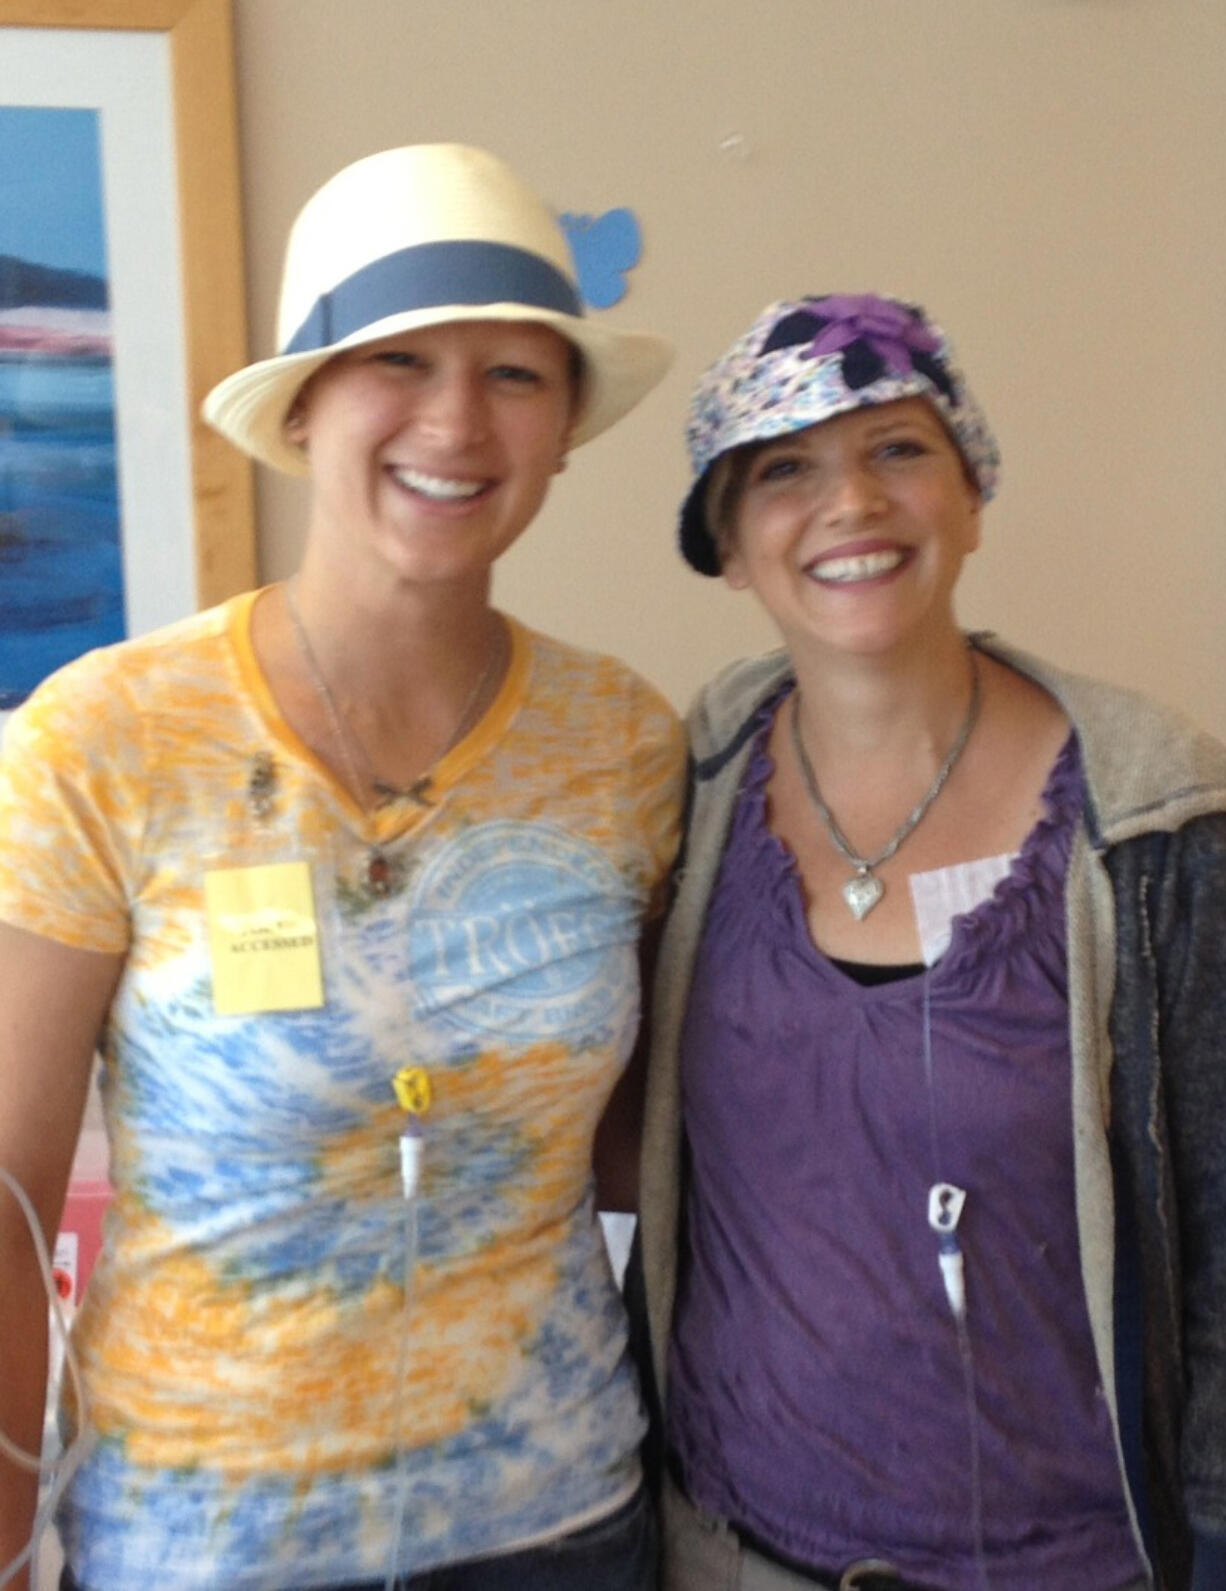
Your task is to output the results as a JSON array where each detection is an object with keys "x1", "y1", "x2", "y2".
[
  {"x1": 659, "y1": 1473, "x2": 1152, "y2": 1591},
  {"x1": 660, "y1": 1473, "x2": 840, "y2": 1591}
]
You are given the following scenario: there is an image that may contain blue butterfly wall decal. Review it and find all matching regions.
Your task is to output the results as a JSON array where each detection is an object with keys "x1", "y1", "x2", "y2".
[{"x1": 558, "y1": 207, "x2": 643, "y2": 310}]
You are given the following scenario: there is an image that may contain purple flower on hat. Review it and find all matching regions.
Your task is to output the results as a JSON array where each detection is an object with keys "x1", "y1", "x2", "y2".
[
  {"x1": 760, "y1": 293, "x2": 955, "y2": 399},
  {"x1": 805, "y1": 293, "x2": 938, "y2": 363}
]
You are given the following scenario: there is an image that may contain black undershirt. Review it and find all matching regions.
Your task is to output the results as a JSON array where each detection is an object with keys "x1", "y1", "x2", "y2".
[{"x1": 828, "y1": 957, "x2": 925, "y2": 987}]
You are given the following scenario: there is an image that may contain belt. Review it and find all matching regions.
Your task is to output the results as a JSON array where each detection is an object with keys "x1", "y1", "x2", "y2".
[{"x1": 828, "y1": 1566, "x2": 932, "y2": 1591}]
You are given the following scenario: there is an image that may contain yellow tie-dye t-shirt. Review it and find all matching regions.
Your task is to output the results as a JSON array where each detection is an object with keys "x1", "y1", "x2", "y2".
[{"x1": 0, "y1": 592, "x2": 685, "y2": 1591}]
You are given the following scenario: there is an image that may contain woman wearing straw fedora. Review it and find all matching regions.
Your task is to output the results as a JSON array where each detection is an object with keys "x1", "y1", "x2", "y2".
[
  {"x1": 0, "y1": 145, "x2": 683, "y2": 1591},
  {"x1": 634, "y1": 295, "x2": 1226, "y2": 1591}
]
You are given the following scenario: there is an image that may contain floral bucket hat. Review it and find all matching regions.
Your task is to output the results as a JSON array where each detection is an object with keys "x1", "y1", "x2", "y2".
[{"x1": 678, "y1": 292, "x2": 1000, "y2": 575}]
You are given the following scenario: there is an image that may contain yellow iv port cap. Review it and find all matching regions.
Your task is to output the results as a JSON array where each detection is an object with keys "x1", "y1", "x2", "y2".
[{"x1": 393, "y1": 1066, "x2": 432, "y2": 1116}]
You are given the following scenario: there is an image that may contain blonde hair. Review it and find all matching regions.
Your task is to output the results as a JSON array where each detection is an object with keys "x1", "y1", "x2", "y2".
[{"x1": 702, "y1": 445, "x2": 757, "y2": 570}]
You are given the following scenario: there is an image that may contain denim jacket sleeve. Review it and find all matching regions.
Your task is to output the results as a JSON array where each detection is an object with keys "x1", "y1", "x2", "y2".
[
  {"x1": 1107, "y1": 812, "x2": 1226, "y2": 1589},
  {"x1": 1160, "y1": 815, "x2": 1226, "y2": 1584}
]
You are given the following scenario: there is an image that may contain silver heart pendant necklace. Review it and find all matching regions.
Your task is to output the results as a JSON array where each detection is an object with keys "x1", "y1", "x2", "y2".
[{"x1": 788, "y1": 655, "x2": 981, "y2": 922}]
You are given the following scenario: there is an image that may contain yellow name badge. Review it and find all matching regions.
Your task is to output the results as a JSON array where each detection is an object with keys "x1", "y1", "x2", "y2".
[{"x1": 204, "y1": 862, "x2": 324, "y2": 1015}]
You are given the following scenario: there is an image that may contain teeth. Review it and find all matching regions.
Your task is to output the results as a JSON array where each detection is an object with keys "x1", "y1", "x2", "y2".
[
  {"x1": 811, "y1": 549, "x2": 905, "y2": 584},
  {"x1": 392, "y1": 467, "x2": 485, "y2": 501}
]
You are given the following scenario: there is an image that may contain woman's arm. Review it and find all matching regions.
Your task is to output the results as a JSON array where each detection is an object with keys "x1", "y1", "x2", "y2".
[
  {"x1": 0, "y1": 922, "x2": 122, "y2": 1591},
  {"x1": 594, "y1": 1039, "x2": 650, "y2": 1216},
  {"x1": 593, "y1": 925, "x2": 663, "y2": 1215},
  {"x1": 1109, "y1": 812, "x2": 1226, "y2": 1586},
  {"x1": 1161, "y1": 818, "x2": 1226, "y2": 1587}
]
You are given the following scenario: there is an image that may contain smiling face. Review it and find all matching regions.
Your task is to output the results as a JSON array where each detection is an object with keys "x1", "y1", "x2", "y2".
[
  {"x1": 719, "y1": 397, "x2": 982, "y2": 660},
  {"x1": 292, "y1": 319, "x2": 577, "y2": 597}
]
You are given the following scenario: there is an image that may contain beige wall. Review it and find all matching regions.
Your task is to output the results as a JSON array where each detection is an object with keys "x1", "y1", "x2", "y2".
[{"x1": 231, "y1": 0, "x2": 1226, "y2": 738}]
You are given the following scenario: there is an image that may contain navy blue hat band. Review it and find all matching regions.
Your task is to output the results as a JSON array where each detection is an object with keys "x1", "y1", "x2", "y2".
[{"x1": 282, "y1": 239, "x2": 583, "y2": 355}]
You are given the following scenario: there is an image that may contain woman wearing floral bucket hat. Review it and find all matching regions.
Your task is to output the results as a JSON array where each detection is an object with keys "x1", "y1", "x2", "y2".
[
  {"x1": 634, "y1": 294, "x2": 1226, "y2": 1590},
  {"x1": 0, "y1": 145, "x2": 684, "y2": 1591}
]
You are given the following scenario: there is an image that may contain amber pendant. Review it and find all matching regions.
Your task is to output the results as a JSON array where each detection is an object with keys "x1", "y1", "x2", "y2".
[{"x1": 366, "y1": 848, "x2": 395, "y2": 898}]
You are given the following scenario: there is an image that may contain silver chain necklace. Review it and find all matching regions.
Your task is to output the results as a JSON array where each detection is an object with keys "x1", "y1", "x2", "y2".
[
  {"x1": 789, "y1": 652, "x2": 982, "y2": 921},
  {"x1": 285, "y1": 579, "x2": 503, "y2": 898}
]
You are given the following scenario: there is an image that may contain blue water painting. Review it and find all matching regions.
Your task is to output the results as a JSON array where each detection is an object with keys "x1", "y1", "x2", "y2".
[{"x1": 0, "y1": 105, "x2": 124, "y2": 710}]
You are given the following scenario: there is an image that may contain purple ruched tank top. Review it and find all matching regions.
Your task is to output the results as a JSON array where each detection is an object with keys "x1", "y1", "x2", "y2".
[{"x1": 667, "y1": 715, "x2": 1146, "y2": 1591}]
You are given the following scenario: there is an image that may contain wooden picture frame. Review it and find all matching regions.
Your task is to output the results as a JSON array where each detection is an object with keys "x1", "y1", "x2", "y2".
[{"x1": 0, "y1": 0, "x2": 255, "y2": 609}]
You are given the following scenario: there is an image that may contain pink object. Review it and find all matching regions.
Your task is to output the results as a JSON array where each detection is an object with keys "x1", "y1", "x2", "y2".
[
  {"x1": 56, "y1": 1180, "x2": 112, "y2": 1304},
  {"x1": 55, "y1": 1124, "x2": 112, "y2": 1303}
]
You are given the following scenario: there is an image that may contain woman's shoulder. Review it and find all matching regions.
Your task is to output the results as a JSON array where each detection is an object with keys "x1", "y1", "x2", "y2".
[
  {"x1": 974, "y1": 633, "x2": 1226, "y2": 839},
  {"x1": 686, "y1": 648, "x2": 792, "y2": 762},
  {"x1": 515, "y1": 620, "x2": 679, "y2": 721},
  {"x1": 10, "y1": 596, "x2": 245, "y2": 737}
]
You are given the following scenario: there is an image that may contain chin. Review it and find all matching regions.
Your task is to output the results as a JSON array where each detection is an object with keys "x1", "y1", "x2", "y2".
[{"x1": 372, "y1": 530, "x2": 492, "y2": 584}]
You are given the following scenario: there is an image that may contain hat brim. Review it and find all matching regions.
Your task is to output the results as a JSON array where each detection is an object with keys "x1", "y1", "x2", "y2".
[
  {"x1": 678, "y1": 468, "x2": 722, "y2": 577},
  {"x1": 203, "y1": 303, "x2": 672, "y2": 475}
]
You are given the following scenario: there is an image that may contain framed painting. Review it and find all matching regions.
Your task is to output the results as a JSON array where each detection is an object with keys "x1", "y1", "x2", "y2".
[{"x1": 0, "y1": 0, "x2": 254, "y2": 717}]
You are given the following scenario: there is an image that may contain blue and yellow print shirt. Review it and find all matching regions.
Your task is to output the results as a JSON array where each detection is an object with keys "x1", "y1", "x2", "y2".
[{"x1": 0, "y1": 592, "x2": 685, "y2": 1590}]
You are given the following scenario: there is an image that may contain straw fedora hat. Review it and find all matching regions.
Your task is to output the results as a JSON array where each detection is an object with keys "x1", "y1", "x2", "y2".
[{"x1": 203, "y1": 143, "x2": 673, "y2": 474}]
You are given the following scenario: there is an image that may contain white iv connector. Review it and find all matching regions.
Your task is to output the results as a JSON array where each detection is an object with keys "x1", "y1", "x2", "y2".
[
  {"x1": 398, "y1": 1133, "x2": 422, "y2": 1202},
  {"x1": 938, "y1": 1247, "x2": 966, "y2": 1318},
  {"x1": 927, "y1": 1182, "x2": 968, "y2": 1319}
]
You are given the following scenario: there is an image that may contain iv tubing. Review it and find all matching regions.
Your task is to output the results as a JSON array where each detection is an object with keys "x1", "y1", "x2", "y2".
[{"x1": 0, "y1": 1166, "x2": 94, "y2": 1590}]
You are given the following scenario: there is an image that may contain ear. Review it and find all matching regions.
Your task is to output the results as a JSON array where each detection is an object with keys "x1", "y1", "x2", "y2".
[
  {"x1": 284, "y1": 406, "x2": 309, "y2": 447},
  {"x1": 720, "y1": 541, "x2": 750, "y2": 590},
  {"x1": 557, "y1": 404, "x2": 580, "y2": 469},
  {"x1": 963, "y1": 488, "x2": 983, "y2": 555}
]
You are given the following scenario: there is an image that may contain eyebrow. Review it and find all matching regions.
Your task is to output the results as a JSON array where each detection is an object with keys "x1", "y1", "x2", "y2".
[
  {"x1": 860, "y1": 410, "x2": 944, "y2": 439},
  {"x1": 861, "y1": 418, "x2": 934, "y2": 438}
]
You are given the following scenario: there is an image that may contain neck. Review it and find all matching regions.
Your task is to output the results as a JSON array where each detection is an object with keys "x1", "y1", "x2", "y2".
[
  {"x1": 290, "y1": 552, "x2": 498, "y2": 714},
  {"x1": 790, "y1": 630, "x2": 976, "y2": 766}
]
